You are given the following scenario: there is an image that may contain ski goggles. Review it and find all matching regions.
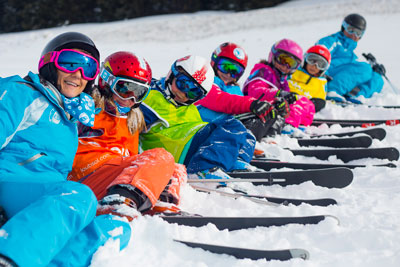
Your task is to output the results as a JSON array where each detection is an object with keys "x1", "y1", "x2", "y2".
[
  {"x1": 216, "y1": 58, "x2": 245, "y2": 79},
  {"x1": 175, "y1": 72, "x2": 207, "y2": 101},
  {"x1": 342, "y1": 21, "x2": 364, "y2": 38},
  {"x1": 38, "y1": 49, "x2": 100, "y2": 81},
  {"x1": 99, "y1": 67, "x2": 150, "y2": 103},
  {"x1": 305, "y1": 53, "x2": 329, "y2": 71},
  {"x1": 275, "y1": 52, "x2": 301, "y2": 70}
]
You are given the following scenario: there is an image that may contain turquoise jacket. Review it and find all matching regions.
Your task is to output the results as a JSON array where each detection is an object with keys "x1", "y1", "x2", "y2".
[
  {"x1": 317, "y1": 32, "x2": 383, "y2": 98},
  {"x1": 0, "y1": 72, "x2": 78, "y2": 182}
]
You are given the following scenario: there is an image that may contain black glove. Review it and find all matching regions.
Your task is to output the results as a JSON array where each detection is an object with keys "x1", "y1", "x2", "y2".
[
  {"x1": 250, "y1": 100, "x2": 275, "y2": 122},
  {"x1": 362, "y1": 53, "x2": 377, "y2": 63},
  {"x1": 273, "y1": 97, "x2": 290, "y2": 119},
  {"x1": 372, "y1": 63, "x2": 386, "y2": 76},
  {"x1": 276, "y1": 90, "x2": 298, "y2": 104}
]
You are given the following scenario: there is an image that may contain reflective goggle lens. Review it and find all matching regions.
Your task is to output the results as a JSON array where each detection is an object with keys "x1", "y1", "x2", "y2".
[
  {"x1": 305, "y1": 54, "x2": 329, "y2": 70},
  {"x1": 175, "y1": 74, "x2": 205, "y2": 101},
  {"x1": 216, "y1": 58, "x2": 244, "y2": 79},
  {"x1": 342, "y1": 21, "x2": 364, "y2": 38},
  {"x1": 100, "y1": 67, "x2": 149, "y2": 102},
  {"x1": 275, "y1": 53, "x2": 300, "y2": 70},
  {"x1": 113, "y1": 79, "x2": 149, "y2": 102},
  {"x1": 56, "y1": 49, "x2": 99, "y2": 80}
]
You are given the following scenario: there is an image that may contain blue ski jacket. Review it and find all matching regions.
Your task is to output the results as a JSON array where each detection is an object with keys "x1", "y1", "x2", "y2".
[
  {"x1": 0, "y1": 72, "x2": 78, "y2": 182},
  {"x1": 317, "y1": 31, "x2": 383, "y2": 98},
  {"x1": 0, "y1": 73, "x2": 131, "y2": 267}
]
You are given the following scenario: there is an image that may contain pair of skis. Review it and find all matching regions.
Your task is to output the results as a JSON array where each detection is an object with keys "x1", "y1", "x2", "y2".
[
  {"x1": 294, "y1": 127, "x2": 386, "y2": 148},
  {"x1": 312, "y1": 118, "x2": 400, "y2": 127}
]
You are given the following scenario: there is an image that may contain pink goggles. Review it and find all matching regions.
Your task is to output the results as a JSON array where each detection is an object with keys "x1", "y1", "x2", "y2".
[{"x1": 38, "y1": 49, "x2": 100, "y2": 81}]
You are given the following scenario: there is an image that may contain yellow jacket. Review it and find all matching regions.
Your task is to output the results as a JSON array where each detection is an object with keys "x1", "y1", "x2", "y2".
[{"x1": 288, "y1": 68, "x2": 327, "y2": 100}]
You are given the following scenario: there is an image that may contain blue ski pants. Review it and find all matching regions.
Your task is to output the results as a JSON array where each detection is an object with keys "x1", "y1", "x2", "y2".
[
  {"x1": 184, "y1": 115, "x2": 256, "y2": 173},
  {"x1": 327, "y1": 61, "x2": 384, "y2": 98},
  {"x1": 0, "y1": 180, "x2": 131, "y2": 267}
]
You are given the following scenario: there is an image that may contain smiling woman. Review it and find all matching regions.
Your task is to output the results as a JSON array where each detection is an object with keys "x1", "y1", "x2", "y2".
[{"x1": 0, "y1": 32, "x2": 133, "y2": 267}]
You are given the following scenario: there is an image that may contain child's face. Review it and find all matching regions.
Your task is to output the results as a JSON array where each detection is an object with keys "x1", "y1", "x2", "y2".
[
  {"x1": 171, "y1": 78, "x2": 189, "y2": 103},
  {"x1": 305, "y1": 63, "x2": 321, "y2": 76},
  {"x1": 274, "y1": 61, "x2": 291, "y2": 75},
  {"x1": 217, "y1": 69, "x2": 236, "y2": 85}
]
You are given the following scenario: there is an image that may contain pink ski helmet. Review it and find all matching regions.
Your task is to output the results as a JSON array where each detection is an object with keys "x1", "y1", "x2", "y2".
[{"x1": 268, "y1": 39, "x2": 303, "y2": 74}]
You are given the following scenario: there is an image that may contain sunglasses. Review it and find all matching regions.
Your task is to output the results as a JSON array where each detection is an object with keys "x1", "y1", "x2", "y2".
[
  {"x1": 305, "y1": 53, "x2": 329, "y2": 71},
  {"x1": 216, "y1": 58, "x2": 245, "y2": 79},
  {"x1": 342, "y1": 21, "x2": 364, "y2": 38},
  {"x1": 38, "y1": 49, "x2": 99, "y2": 81},
  {"x1": 275, "y1": 52, "x2": 301, "y2": 70},
  {"x1": 99, "y1": 67, "x2": 150, "y2": 103}
]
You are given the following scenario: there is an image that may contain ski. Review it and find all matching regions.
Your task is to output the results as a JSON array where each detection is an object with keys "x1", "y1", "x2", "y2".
[
  {"x1": 163, "y1": 214, "x2": 339, "y2": 231},
  {"x1": 193, "y1": 185, "x2": 337, "y2": 206},
  {"x1": 221, "y1": 167, "x2": 353, "y2": 188},
  {"x1": 312, "y1": 118, "x2": 400, "y2": 127},
  {"x1": 250, "y1": 159, "x2": 396, "y2": 171},
  {"x1": 308, "y1": 127, "x2": 386, "y2": 141},
  {"x1": 297, "y1": 135, "x2": 372, "y2": 148},
  {"x1": 175, "y1": 240, "x2": 310, "y2": 261},
  {"x1": 289, "y1": 147, "x2": 399, "y2": 162}
]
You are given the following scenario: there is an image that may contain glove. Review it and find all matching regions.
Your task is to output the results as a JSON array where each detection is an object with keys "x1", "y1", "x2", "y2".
[
  {"x1": 362, "y1": 53, "x2": 377, "y2": 63},
  {"x1": 276, "y1": 90, "x2": 298, "y2": 104},
  {"x1": 273, "y1": 97, "x2": 290, "y2": 119},
  {"x1": 372, "y1": 64, "x2": 386, "y2": 76},
  {"x1": 250, "y1": 99, "x2": 275, "y2": 123}
]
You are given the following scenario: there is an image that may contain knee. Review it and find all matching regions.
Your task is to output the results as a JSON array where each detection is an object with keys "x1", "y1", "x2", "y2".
[{"x1": 62, "y1": 182, "x2": 98, "y2": 216}]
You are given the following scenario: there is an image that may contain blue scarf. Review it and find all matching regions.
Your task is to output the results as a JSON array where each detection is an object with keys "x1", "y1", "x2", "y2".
[{"x1": 61, "y1": 92, "x2": 95, "y2": 126}]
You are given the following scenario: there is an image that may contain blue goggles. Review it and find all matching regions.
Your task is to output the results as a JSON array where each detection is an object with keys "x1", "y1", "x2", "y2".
[
  {"x1": 216, "y1": 58, "x2": 245, "y2": 79},
  {"x1": 39, "y1": 49, "x2": 99, "y2": 80},
  {"x1": 171, "y1": 65, "x2": 207, "y2": 101},
  {"x1": 342, "y1": 21, "x2": 364, "y2": 38}
]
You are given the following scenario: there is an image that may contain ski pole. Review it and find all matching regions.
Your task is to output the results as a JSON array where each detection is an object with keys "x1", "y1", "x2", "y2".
[
  {"x1": 190, "y1": 185, "x2": 279, "y2": 206},
  {"x1": 187, "y1": 178, "x2": 286, "y2": 183},
  {"x1": 362, "y1": 53, "x2": 400, "y2": 94}
]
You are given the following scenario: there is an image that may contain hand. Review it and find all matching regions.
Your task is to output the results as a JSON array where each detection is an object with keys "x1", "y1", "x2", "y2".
[
  {"x1": 372, "y1": 64, "x2": 386, "y2": 76},
  {"x1": 250, "y1": 100, "x2": 275, "y2": 123},
  {"x1": 273, "y1": 97, "x2": 290, "y2": 118},
  {"x1": 277, "y1": 90, "x2": 298, "y2": 104}
]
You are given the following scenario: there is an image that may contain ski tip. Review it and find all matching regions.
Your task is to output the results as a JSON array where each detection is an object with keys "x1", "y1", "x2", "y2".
[
  {"x1": 290, "y1": 249, "x2": 310, "y2": 260},
  {"x1": 324, "y1": 214, "x2": 341, "y2": 226}
]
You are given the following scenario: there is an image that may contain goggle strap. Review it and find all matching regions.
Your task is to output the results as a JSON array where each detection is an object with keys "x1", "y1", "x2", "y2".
[{"x1": 38, "y1": 51, "x2": 57, "y2": 70}]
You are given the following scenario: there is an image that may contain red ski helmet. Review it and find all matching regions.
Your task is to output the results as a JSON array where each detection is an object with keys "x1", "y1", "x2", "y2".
[
  {"x1": 98, "y1": 51, "x2": 152, "y2": 102},
  {"x1": 306, "y1": 45, "x2": 331, "y2": 64},
  {"x1": 211, "y1": 42, "x2": 248, "y2": 69}
]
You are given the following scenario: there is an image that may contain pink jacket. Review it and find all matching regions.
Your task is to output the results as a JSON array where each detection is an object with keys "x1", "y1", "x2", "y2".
[
  {"x1": 243, "y1": 63, "x2": 315, "y2": 128},
  {"x1": 196, "y1": 84, "x2": 255, "y2": 114}
]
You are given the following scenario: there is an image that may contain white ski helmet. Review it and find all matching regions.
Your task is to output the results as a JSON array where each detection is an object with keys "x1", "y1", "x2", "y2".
[{"x1": 165, "y1": 55, "x2": 214, "y2": 105}]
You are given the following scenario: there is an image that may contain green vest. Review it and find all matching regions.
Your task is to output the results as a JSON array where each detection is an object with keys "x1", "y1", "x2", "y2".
[{"x1": 140, "y1": 90, "x2": 208, "y2": 163}]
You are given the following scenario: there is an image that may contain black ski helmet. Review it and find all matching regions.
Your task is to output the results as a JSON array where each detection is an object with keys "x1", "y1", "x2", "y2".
[
  {"x1": 38, "y1": 32, "x2": 100, "y2": 92},
  {"x1": 342, "y1": 13, "x2": 367, "y2": 32}
]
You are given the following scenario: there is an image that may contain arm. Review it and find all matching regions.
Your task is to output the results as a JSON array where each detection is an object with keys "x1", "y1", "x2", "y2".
[
  {"x1": 196, "y1": 85, "x2": 254, "y2": 114},
  {"x1": 242, "y1": 66, "x2": 280, "y2": 102}
]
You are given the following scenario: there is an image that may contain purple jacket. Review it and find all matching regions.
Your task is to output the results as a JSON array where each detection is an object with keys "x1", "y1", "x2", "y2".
[{"x1": 243, "y1": 63, "x2": 315, "y2": 128}]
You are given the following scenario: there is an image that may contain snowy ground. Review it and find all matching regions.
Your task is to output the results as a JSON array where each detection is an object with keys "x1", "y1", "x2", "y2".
[{"x1": 1, "y1": 0, "x2": 400, "y2": 266}]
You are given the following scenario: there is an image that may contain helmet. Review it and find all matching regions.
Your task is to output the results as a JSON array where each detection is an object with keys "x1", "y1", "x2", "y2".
[
  {"x1": 38, "y1": 32, "x2": 100, "y2": 91},
  {"x1": 211, "y1": 42, "x2": 248, "y2": 69},
  {"x1": 165, "y1": 55, "x2": 214, "y2": 105},
  {"x1": 98, "y1": 51, "x2": 152, "y2": 99},
  {"x1": 342, "y1": 13, "x2": 366, "y2": 32},
  {"x1": 304, "y1": 45, "x2": 331, "y2": 76},
  {"x1": 268, "y1": 39, "x2": 303, "y2": 64},
  {"x1": 306, "y1": 45, "x2": 331, "y2": 64}
]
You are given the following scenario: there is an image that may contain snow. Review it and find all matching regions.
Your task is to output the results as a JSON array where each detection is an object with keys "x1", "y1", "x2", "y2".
[{"x1": 1, "y1": 0, "x2": 400, "y2": 266}]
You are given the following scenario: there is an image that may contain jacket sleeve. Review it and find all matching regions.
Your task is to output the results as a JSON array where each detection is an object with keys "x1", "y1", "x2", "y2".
[
  {"x1": 0, "y1": 80, "x2": 34, "y2": 149},
  {"x1": 242, "y1": 66, "x2": 280, "y2": 102},
  {"x1": 196, "y1": 84, "x2": 255, "y2": 114}
]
